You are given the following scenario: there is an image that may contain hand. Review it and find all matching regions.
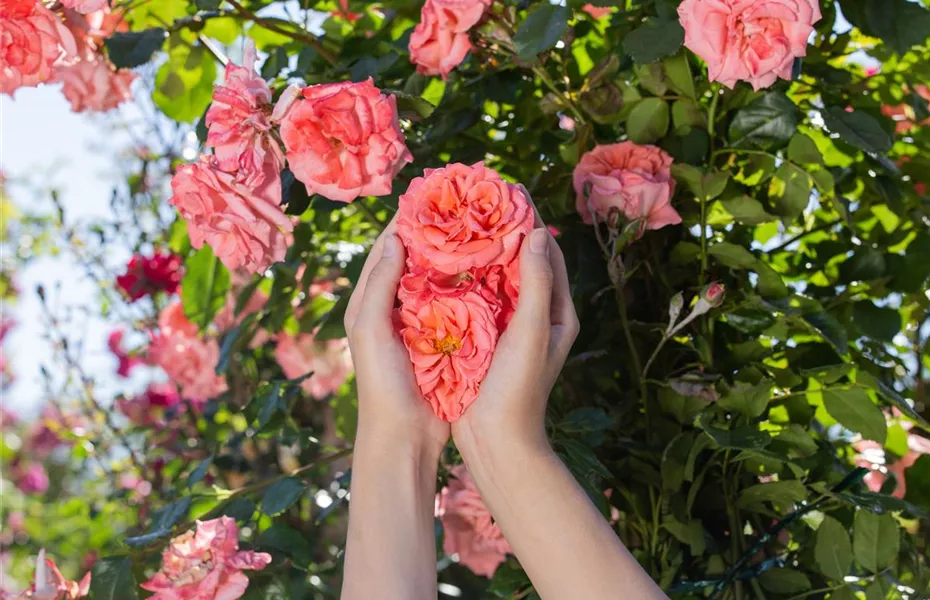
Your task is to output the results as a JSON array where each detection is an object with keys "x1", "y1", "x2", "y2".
[
  {"x1": 452, "y1": 217, "x2": 580, "y2": 458},
  {"x1": 343, "y1": 218, "x2": 450, "y2": 455}
]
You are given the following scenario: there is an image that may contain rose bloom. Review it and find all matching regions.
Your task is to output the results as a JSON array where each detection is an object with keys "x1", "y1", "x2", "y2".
[
  {"x1": 397, "y1": 162, "x2": 534, "y2": 275},
  {"x1": 62, "y1": 6, "x2": 126, "y2": 58},
  {"x1": 148, "y1": 302, "x2": 228, "y2": 402},
  {"x1": 21, "y1": 549, "x2": 91, "y2": 600},
  {"x1": 59, "y1": 0, "x2": 106, "y2": 14},
  {"x1": 582, "y1": 4, "x2": 613, "y2": 19},
  {"x1": 275, "y1": 79, "x2": 413, "y2": 203},
  {"x1": 409, "y1": 0, "x2": 471, "y2": 79},
  {"x1": 214, "y1": 288, "x2": 270, "y2": 348},
  {"x1": 430, "y1": 0, "x2": 491, "y2": 32},
  {"x1": 1, "y1": 0, "x2": 77, "y2": 96},
  {"x1": 54, "y1": 58, "x2": 135, "y2": 113},
  {"x1": 677, "y1": 0, "x2": 822, "y2": 91},
  {"x1": 205, "y1": 40, "x2": 284, "y2": 187},
  {"x1": 274, "y1": 331, "x2": 351, "y2": 399},
  {"x1": 141, "y1": 517, "x2": 271, "y2": 600},
  {"x1": 14, "y1": 463, "x2": 49, "y2": 495},
  {"x1": 397, "y1": 292, "x2": 497, "y2": 422},
  {"x1": 116, "y1": 251, "x2": 183, "y2": 301},
  {"x1": 881, "y1": 85, "x2": 930, "y2": 134},
  {"x1": 170, "y1": 155, "x2": 292, "y2": 274},
  {"x1": 117, "y1": 382, "x2": 181, "y2": 428},
  {"x1": 107, "y1": 329, "x2": 143, "y2": 378},
  {"x1": 436, "y1": 465, "x2": 512, "y2": 577},
  {"x1": 573, "y1": 142, "x2": 680, "y2": 231},
  {"x1": 855, "y1": 433, "x2": 930, "y2": 499}
]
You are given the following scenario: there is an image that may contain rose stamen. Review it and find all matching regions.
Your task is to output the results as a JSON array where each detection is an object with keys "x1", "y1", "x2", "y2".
[{"x1": 434, "y1": 334, "x2": 462, "y2": 356}]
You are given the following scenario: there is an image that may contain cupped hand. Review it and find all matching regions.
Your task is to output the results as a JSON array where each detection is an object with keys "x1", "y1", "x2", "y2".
[
  {"x1": 452, "y1": 207, "x2": 580, "y2": 457},
  {"x1": 344, "y1": 218, "x2": 450, "y2": 454}
]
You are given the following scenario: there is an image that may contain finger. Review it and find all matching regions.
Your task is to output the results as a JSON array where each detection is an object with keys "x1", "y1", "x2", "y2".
[
  {"x1": 355, "y1": 234, "x2": 406, "y2": 330},
  {"x1": 512, "y1": 228, "x2": 554, "y2": 335},
  {"x1": 344, "y1": 215, "x2": 398, "y2": 335},
  {"x1": 517, "y1": 184, "x2": 545, "y2": 228},
  {"x1": 548, "y1": 238, "x2": 580, "y2": 356}
]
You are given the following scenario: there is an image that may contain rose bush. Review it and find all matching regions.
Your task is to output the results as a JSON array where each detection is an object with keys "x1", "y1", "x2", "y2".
[{"x1": 1, "y1": 0, "x2": 930, "y2": 599}]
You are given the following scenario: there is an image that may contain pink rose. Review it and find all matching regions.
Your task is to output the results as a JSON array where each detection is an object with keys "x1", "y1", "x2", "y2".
[
  {"x1": 881, "y1": 85, "x2": 930, "y2": 134},
  {"x1": 409, "y1": 1, "x2": 472, "y2": 80},
  {"x1": 397, "y1": 292, "x2": 497, "y2": 422},
  {"x1": 436, "y1": 465, "x2": 512, "y2": 577},
  {"x1": 573, "y1": 142, "x2": 680, "y2": 230},
  {"x1": 107, "y1": 329, "x2": 142, "y2": 378},
  {"x1": 117, "y1": 382, "x2": 181, "y2": 427},
  {"x1": 855, "y1": 434, "x2": 930, "y2": 499},
  {"x1": 214, "y1": 288, "x2": 270, "y2": 348},
  {"x1": 141, "y1": 517, "x2": 271, "y2": 600},
  {"x1": 430, "y1": 0, "x2": 491, "y2": 32},
  {"x1": 59, "y1": 0, "x2": 106, "y2": 14},
  {"x1": 582, "y1": 4, "x2": 612, "y2": 19},
  {"x1": 55, "y1": 58, "x2": 134, "y2": 113},
  {"x1": 1, "y1": 0, "x2": 77, "y2": 96},
  {"x1": 25, "y1": 549, "x2": 91, "y2": 600},
  {"x1": 397, "y1": 162, "x2": 534, "y2": 275},
  {"x1": 148, "y1": 301, "x2": 228, "y2": 402},
  {"x1": 14, "y1": 463, "x2": 49, "y2": 495},
  {"x1": 274, "y1": 331, "x2": 351, "y2": 399},
  {"x1": 62, "y1": 6, "x2": 126, "y2": 58},
  {"x1": 169, "y1": 155, "x2": 292, "y2": 274},
  {"x1": 275, "y1": 79, "x2": 412, "y2": 203},
  {"x1": 205, "y1": 40, "x2": 284, "y2": 187},
  {"x1": 677, "y1": 0, "x2": 822, "y2": 91}
]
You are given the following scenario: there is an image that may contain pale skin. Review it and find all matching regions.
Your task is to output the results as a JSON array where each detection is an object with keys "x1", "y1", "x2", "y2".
[{"x1": 341, "y1": 201, "x2": 668, "y2": 599}]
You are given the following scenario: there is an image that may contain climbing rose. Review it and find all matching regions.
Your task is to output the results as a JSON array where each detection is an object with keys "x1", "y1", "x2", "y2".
[
  {"x1": 397, "y1": 293, "x2": 497, "y2": 422},
  {"x1": 116, "y1": 251, "x2": 183, "y2": 301},
  {"x1": 107, "y1": 329, "x2": 142, "y2": 378},
  {"x1": 141, "y1": 517, "x2": 271, "y2": 600},
  {"x1": 0, "y1": 0, "x2": 77, "y2": 96},
  {"x1": 13, "y1": 463, "x2": 49, "y2": 495},
  {"x1": 573, "y1": 142, "x2": 680, "y2": 231},
  {"x1": 275, "y1": 78, "x2": 412, "y2": 203},
  {"x1": 21, "y1": 549, "x2": 91, "y2": 600},
  {"x1": 61, "y1": 6, "x2": 126, "y2": 54},
  {"x1": 677, "y1": 0, "x2": 822, "y2": 91},
  {"x1": 397, "y1": 162, "x2": 534, "y2": 275},
  {"x1": 55, "y1": 58, "x2": 134, "y2": 113},
  {"x1": 169, "y1": 155, "x2": 292, "y2": 274},
  {"x1": 205, "y1": 40, "x2": 284, "y2": 187},
  {"x1": 148, "y1": 302, "x2": 228, "y2": 402},
  {"x1": 409, "y1": 0, "x2": 471, "y2": 79},
  {"x1": 274, "y1": 331, "x2": 352, "y2": 399},
  {"x1": 58, "y1": 0, "x2": 106, "y2": 14},
  {"x1": 436, "y1": 465, "x2": 512, "y2": 577},
  {"x1": 582, "y1": 4, "x2": 612, "y2": 18},
  {"x1": 430, "y1": 0, "x2": 491, "y2": 31}
]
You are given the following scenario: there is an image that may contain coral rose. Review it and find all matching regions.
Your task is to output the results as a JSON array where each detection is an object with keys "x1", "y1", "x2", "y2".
[
  {"x1": 1, "y1": 0, "x2": 77, "y2": 96},
  {"x1": 582, "y1": 4, "x2": 613, "y2": 19},
  {"x1": 274, "y1": 331, "x2": 351, "y2": 399},
  {"x1": 431, "y1": 0, "x2": 491, "y2": 32},
  {"x1": 409, "y1": 0, "x2": 472, "y2": 80},
  {"x1": 55, "y1": 58, "x2": 135, "y2": 113},
  {"x1": 437, "y1": 465, "x2": 512, "y2": 577},
  {"x1": 170, "y1": 155, "x2": 292, "y2": 274},
  {"x1": 148, "y1": 302, "x2": 228, "y2": 402},
  {"x1": 141, "y1": 517, "x2": 271, "y2": 600},
  {"x1": 397, "y1": 292, "x2": 497, "y2": 422},
  {"x1": 573, "y1": 142, "x2": 680, "y2": 231},
  {"x1": 116, "y1": 251, "x2": 182, "y2": 301},
  {"x1": 677, "y1": 0, "x2": 822, "y2": 91},
  {"x1": 397, "y1": 162, "x2": 534, "y2": 275},
  {"x1": 205, "y1": 40, "x2": 284, "y2": 187},
  {"x1": 59, "y1": 0, "x2": 106, "y2": 14},
  {"x1": 275, "y1": 79, "x2": 412, "y2": 203},
  {"x1": 62, "y1": 6, "x2": 127, "y2": 58}
]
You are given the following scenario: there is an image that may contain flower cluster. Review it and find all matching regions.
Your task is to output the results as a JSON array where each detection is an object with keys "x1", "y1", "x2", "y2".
[
  {"x1": 677, "y1": 0, "x2": 822, "y2": 91},
  {"x1": 1, "y1": 0, "x2": 76, "y2": 95},
  {"x1": 115, "y1": 251, "x2": 182, "y2": 301},
  {"x1": 409, "y1": 0, "x2": 491, "y2": 79},
  {"x1": 436, "y1": 465, "x2": 512, "y2": 577},
  {"x1": 395, "y1": 162, "x2": 533, "y2": 421}
]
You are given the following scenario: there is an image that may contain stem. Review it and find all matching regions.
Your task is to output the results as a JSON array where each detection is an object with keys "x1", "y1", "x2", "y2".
[
  {"x1": 641, "y1": 335, "x2": 670, "y2": 385},
  {"x1": 225, "y1": 0, "x2": 336, "y2": 65},
  {"x1": 710, "y1": 147, "x2": 775, "y2": 163},
  {"x1": 768, "y1": 218, "x2": 842, "y2": 253},
  {"x1": 699, "y1": 194, "x2": 708, "y2": 287},
  {"x1": 785, "y1": 585, "x2": 848, "y2": 600},
  {"x1": 532, "y1": 64, "x2": 585, "y2": 122},
  {"x1": 354, "y1": 200, "x2": 385, "y2": 231},
  {"x1": 707, "y1": 84, "x2": 721, "y2": 153},
  {"x1": 618, "y1": 294, "x2": 643, "y2": 389},
  {"x1": 203, "y1": 253, "x2": 220, "y2": 330}
]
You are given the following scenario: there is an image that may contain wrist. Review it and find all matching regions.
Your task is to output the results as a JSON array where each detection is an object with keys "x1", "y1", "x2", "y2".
[
  {"x1": 452, "y1": 418, "x2": 552, "y2": 481},
  {"x1": 355, "y1": 422, "x2": 445, "y2": 467}
]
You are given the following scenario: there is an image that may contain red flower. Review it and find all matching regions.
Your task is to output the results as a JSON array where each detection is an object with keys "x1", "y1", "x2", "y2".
[{"x1": 116, "y1": 252, "x2": 182, "y2": 301}]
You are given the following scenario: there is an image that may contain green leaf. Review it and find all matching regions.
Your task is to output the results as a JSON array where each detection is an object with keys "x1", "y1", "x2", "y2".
[
  {"x1": 125, "y1": 497, "x2": 192, "y2": 546},
  {"x1": 755, "y1": 262, "x2": 789, "y2": 298},
  {"x1": 188, "y1": 456, "x2": 213, "y2": 488},
  {"x1": 622, "y1": 19, "x2": 684, "y2": 64},
  {"x1": 708, "y1": 242, "x2": 757, "y2": 269},
  {"x1": 258, "y1": 523, "x2": 314, "y2": 566},
  {"x1": 663, "y1": 52, "x2": 696, "y2": 99},
  {"x1": 852, "y1": 302, "x2": 901, "y2": 342},
  {"x1": 841, "y1": 248, "x2": 887, "y2": 282},
  {"x1": 181, "y1": 246, "x2": 230, "y2": 330},
  {"x1": 728, "y1": 93, "x2": 798, "y2": 150},
  {"x1": 90, "y1": 557, "x2": 140, "y2": 600},
  {"x1": 839, "y1": 0, "x2": 930, "y2": 54},
  {"x1": 153, "y1": 41, "x2": 218, "y2": 123},
  {"x1": 815, "y1": 516, "x2": 853, "y2": 581},
  {"x1": 559, "y1": 407, "x2": 613, "y2": 446},
  {"x1": 822, "y1": 108, "x2": 893, "y2": 154},
  {"x1": 387, "y1": 89, "x2": 436, "y2": 120},
  {"x1": 802, "y1": 311, "x2": 848, "y2": 351},
  {"x1": 626, "y1": 98, "x2": 670, "y2": 144},
  {"x1": 738, "y1": 480, "x2": 807, "y2": 509},
  {"x1": 662, "y1": 516, "x2": 706, "y2": 554},
  {"x1": 822, "y1": 389, "x2": 887, "y2": 444},
  {"x1": 104, "y1": 29, "x2": 166, "y2": 69},
  {"x1": 699, "y1": 415, "x2": 772, "y2": 450},
  {"x1": 853, "y1": 511, "x2": 899, "y2": 572},
  {"x1": 720, "y1": 196, "x2": 775, "y2": 225},
  {"x1": 514, "y1": 4, "x2": 570, "y2": 61},
  {"x1": 769, "y1": 163, "x2": 812, "y2": 220},
  {"x1": 759, "y1": 568, "x2": 811, "y2": 594},
  {"x1": 718, "y1": 380, "x2": 773, "y2": 418},
  {"x1": 260, "y1": 477, "x2": 306, "y2": 516},
  {"x1": 314, "y1": 292, "x2": 350, "y2": 341},
  {"x1": 787, "y1": 133, "x2": 823, "y2": 165},
  {"x1": 903, "y1": 456, "x2": 930, "y2": 509},
  {"x1": 488, "y1": 561, "x2": 531, "y2": 598}
]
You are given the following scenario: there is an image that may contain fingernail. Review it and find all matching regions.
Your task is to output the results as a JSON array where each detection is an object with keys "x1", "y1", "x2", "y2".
[
  {"x1": 529, "y1": 229, "x2": 549, "y2": 255},
  {"x1": 383, "y1": 235, "x2": 397, "y2": 257}
]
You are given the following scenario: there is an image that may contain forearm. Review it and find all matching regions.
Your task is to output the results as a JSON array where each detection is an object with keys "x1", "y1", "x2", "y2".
[
  {"x1": 341, "y1": 430, "x2": 441, "y2": 600},
  {"x1": 461, "y1": 436, "x2": 667, "y2": 600}
]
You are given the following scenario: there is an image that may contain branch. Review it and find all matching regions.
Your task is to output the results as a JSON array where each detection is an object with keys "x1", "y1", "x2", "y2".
[{"x1": 224, "y1": 0, "x2": 337, "y2": 66}]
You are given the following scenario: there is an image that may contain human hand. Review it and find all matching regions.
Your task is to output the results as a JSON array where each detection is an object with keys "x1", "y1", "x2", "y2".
[
  {"x1": 452, "y1": 209, "x2": 580, "y2": 459},
  {"x1": 344, "y1": 218, "x2": 450, "y2": 456}
]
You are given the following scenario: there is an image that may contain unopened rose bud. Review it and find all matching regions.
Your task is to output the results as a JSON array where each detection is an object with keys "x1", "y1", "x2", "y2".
[
  {"x1": 702, "y1": 282, "x2": 725, "y2": 306},
  {"x1": 667, "y1": 293, "x2": 684, "y2": 332}
]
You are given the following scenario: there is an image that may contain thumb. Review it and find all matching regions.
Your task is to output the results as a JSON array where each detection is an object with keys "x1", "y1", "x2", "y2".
[
  {"x1": 513, "y1": 229, "x2": 554, "y2": 329},
  {"x1": 358, "y1": 234, "x2": 406, "y2": 326}
]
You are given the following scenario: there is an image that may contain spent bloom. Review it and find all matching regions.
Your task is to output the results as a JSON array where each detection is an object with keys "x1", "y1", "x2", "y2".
[
  {"x1": 1, "y1": 0, "x2": 77, "y2": 96},
  {"x1": 437, "y1": 465, "x2": 512, "y2": 577},
  {"x1": 116, "y1": 251, "x2": 183, "y2": 301},
  {"x1": 141, "y1": 517, "x2": 271, "y2": 600},
  {"x1": 275, "y1": 78, "x2": 413, "y2": 203},
  {"x1": 677, "y1": 0, "x2": 822, "y2": 91}
]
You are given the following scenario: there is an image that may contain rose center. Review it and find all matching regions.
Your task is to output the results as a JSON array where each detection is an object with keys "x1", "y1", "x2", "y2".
[{"x1": 433, "y1": 334, "x2": 462, "y2": 356}]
